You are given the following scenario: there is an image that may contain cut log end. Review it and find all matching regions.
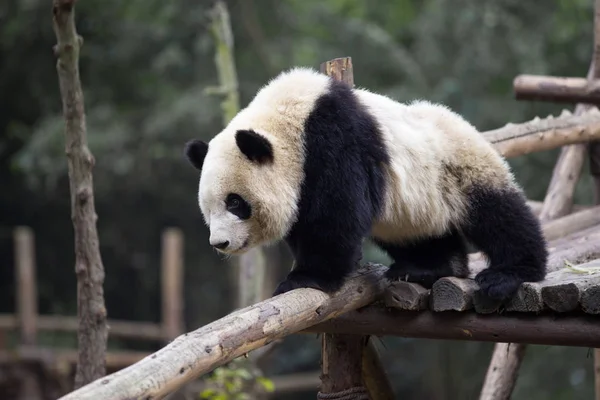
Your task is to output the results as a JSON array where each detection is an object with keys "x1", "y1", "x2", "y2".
[
  {"x1": 505, "y1": 283, "x2": 543, "y2": 313},
  {"x1": 431, "y1": 277, "x2": 478, "y2": 312},
  {"x1": 582, "y1": 285, "x2": 600, "y2": 314},
  {"x1": 384, "y1": 281, "x2": 429, "y2": 311}
]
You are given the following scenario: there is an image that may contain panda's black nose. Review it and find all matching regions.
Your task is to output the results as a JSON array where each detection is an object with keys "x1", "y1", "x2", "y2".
[{"x1": 213, "y1": 241, "x2": 230, "y2": 250}]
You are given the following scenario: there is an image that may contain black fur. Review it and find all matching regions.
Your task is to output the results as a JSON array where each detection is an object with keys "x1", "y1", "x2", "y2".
[
  {"x1": 273, "y1": 79, "x2": 389, "y2": 296},
  {"x1": 380, "y1": 185, "x2": 547, "y2": 301},
  {"x1": 375, "y1": 229, "x2": 469, "y2": 289},
  {"x1": 235, "y1": 129, "x2": 274, "y2": 164},
  {"x1": 226, "y1": 193, "x2": 251, "y2": 220},
  {"x1": 184, "y1": 140, "x2": 209, "y2": 171},
  {"x1": 465, "y1": 186, "x2": 547, "y2": 300},
  {"x1": 269, "y1": 77, "x2": 547, "y2": 301}
]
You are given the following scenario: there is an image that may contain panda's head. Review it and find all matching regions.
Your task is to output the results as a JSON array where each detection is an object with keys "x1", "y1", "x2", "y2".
[{"x1": 184, "y1": 126, "x2": 300, "y2": 255}]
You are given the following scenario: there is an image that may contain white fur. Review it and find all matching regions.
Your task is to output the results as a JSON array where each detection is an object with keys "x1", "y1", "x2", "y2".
[
  {"x1": 198, "y1": 67, "x2": 516, "y2": 253},
  {"x1": 354, "y1": 90, "x2": 515, "y2": 242},
  {"x1": 199, "y1": 68, "x2": 329, "y2": 254}
]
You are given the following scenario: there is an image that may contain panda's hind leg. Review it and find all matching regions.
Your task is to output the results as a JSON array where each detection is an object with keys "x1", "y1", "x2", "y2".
[
  {"x1": 374, "y1": 229, "x2": 469, "y2": 289},
  {"x1": 462, "y1": 186, "x2": 547, "y2": 301}
]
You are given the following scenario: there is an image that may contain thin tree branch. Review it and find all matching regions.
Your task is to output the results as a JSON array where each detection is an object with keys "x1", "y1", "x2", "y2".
[{"x1": 51, "y1": 0, "x2": 108, "y2": 388}]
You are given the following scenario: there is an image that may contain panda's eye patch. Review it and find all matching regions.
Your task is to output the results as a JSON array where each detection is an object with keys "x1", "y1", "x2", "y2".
[{"x1": 226, "y1": 193, "x2": 251, "y2": 220}]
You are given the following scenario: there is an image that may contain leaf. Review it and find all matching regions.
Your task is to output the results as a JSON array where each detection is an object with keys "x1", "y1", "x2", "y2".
[
  {"x1": 200, "y1": 389, "x2": 217, "y2": 399},
  {"x1": 257, "y1": 377, "x2": 275, "y2": 393}
]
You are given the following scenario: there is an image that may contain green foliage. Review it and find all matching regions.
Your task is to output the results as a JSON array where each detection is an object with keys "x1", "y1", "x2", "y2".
[{"x1": 199, "y1": 358, "x2": 274, "y2": 400}]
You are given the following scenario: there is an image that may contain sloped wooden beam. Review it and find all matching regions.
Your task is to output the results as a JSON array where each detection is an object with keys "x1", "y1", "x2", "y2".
[
  {"x1": 58, "y1": 264, "x2": 387, "y2": 400},
  {"x1": 482, "y1": 108, "x2": 600, "y2": 158}
]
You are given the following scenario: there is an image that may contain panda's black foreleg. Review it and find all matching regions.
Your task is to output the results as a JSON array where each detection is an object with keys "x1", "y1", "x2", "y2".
[
  {"x1": 462, "y1": 186, "x2": 548, "y2": 301},
  {"x1": 374, "y1": 230, "x2": 469, "y2": 289},
  {"x1": 273, "y1": 232, "x2": 364, "y2": 296}
]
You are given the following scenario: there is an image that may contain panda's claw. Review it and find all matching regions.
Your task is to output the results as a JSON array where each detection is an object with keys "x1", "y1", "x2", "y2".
[{"x1": 385, "y1": 262, "x2": 444, "y2": 289}]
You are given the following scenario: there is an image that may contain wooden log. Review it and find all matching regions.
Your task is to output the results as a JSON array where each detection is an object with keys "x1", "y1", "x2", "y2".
[
  {"x1": 319, "y1": 334, "x2": 368, "y2": 399},
  {"x1": 540, "y1": 261, "x2": 600, "y2": 312},
  {"x1": 52, "y1": 0, "x2": 108, "y2": 388},
  {"x1": 541, "y1": 205, "x2": 600, "y2": 241},
  {"x1": 321, "y1": 57, "x2": 354, "y2": 85},
  {"x1": 161, "y1": 228, "x2": 184, "y2": 340},
  {"x1": 582, "y1": 285, "x2": 600, "y2": 314},
  {"x1": 513, "y1": 74, "x2": 600, "y2": 105},
  {"x1": 0, "y1": 314, "x2": 165, "y2": 341},
  {"x1": 0, "y1": 347, "x2": 150, "y2": 370},
  {"x1": 527, "y1": 200, "x2": 589, "y2": 217},
  {"x1": 539, "y1": 144, "x2": 588, "y2": 220},
  {"x1": 14, "y1": 227, "x2": 37, "y2": 346},
  {"x1": 478, "y1": 343, "x2": 526, "y2": 400},
  {"x1": 362, "y1": 340, "x2": 395, "y2": 400},
  {"x1": 483, "y1": 108, "x2": 600, "y2": 158},
  {"x1": 58, "y1": 264, "x2": 387, "y2": 400},
  {"x1": 384, "y1": 281, "x2": 429, "y2": 311},
  {"x1": 430, "y1": 277, "x2": 478, "y2": 312},
  {"x1": 306, "y1": 306, "x2": 600, "y2": 348}
]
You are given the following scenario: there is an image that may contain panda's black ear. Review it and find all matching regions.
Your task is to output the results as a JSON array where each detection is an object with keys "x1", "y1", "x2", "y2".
[
  {"x1": 184, "y1": 140, "x2": 209, "y2": 171},
  {"x1": 235, "y1": 129, "x2": 274, "y2": 164}
]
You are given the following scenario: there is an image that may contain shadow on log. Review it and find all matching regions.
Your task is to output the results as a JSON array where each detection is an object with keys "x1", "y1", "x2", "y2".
[{"x1": 306, "y1": 307, "x2": 600, "y2": 348}]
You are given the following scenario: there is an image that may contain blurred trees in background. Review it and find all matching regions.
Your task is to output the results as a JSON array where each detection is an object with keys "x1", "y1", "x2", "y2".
[{"x1": 0, "y1": 0, "x2": 596, "y2": 399}]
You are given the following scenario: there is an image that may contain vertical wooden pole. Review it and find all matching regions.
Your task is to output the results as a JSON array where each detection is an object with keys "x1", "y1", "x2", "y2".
[
  {"x1": 320, "y1": 334, "x2": 368, "y2": 398},
  {"x1": 161, "y1": 228, "x2": 184, "y2": 340},
  {"x1": 317, "y1": 58, "x2": 367, "y2": 400},
  {"x1": 14, "y1": 226, "x2": 37, "y2": 346},
  {"x1": 318, "y1": 57, "x2": 394, "y2": 400},
  {"x1": 362, "y1": 340, "x2": 395, "y2": 400}
]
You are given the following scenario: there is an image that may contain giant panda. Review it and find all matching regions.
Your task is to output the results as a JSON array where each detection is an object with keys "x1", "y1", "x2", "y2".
[{"x1": 184, "y1": 67, "x2": 548, "y2": 301}]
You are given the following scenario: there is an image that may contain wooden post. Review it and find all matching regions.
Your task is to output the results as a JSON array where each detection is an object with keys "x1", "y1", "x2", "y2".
[
  {"x1": 161, "y1": 228, "x2": 184, "y2": 340},
  {"x1": 362, "y1": 341, "x2": 395, "y2": 400},
  {"x1": 14, "y1": 226, "x2": 37, "y2": 345},
  {"x1": 52, "y1": 0, "x2": 108, "y2": 388},
  {"x1": 317, "y1": 58, "x2": 367, "y2": 400},
  {"x1": 320, "y1": 334, "x2": 368, "y2": 399},
  {"x1": 14, "y1": 226, "x2": 37, "y2": 346},
  {"x1": 14, "y1": 226, "x2": 41, "y2": 400},
  {"x1": 317, "y1": 57, "x2": 394, "y2": 400}
]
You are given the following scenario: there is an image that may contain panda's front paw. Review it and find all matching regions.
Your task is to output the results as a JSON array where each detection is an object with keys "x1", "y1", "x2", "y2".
[{"x1": 272, "y1": 272, "x2": 343, "y2": 296}]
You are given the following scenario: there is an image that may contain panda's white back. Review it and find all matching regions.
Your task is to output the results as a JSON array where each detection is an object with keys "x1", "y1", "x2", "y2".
[{"x1": 354, "y1": 89, "x2": 516, "y2": 243}]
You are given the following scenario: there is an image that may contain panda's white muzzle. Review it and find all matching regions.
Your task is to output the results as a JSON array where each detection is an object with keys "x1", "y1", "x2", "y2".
[{"x1": 207, "y1": 211, "x2": 250, "y2": 254}]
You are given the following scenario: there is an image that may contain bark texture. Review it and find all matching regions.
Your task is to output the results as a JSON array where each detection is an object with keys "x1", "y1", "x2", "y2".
[{"x1": 52, "y1": 0, "x2": 108, "y2": 388}]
